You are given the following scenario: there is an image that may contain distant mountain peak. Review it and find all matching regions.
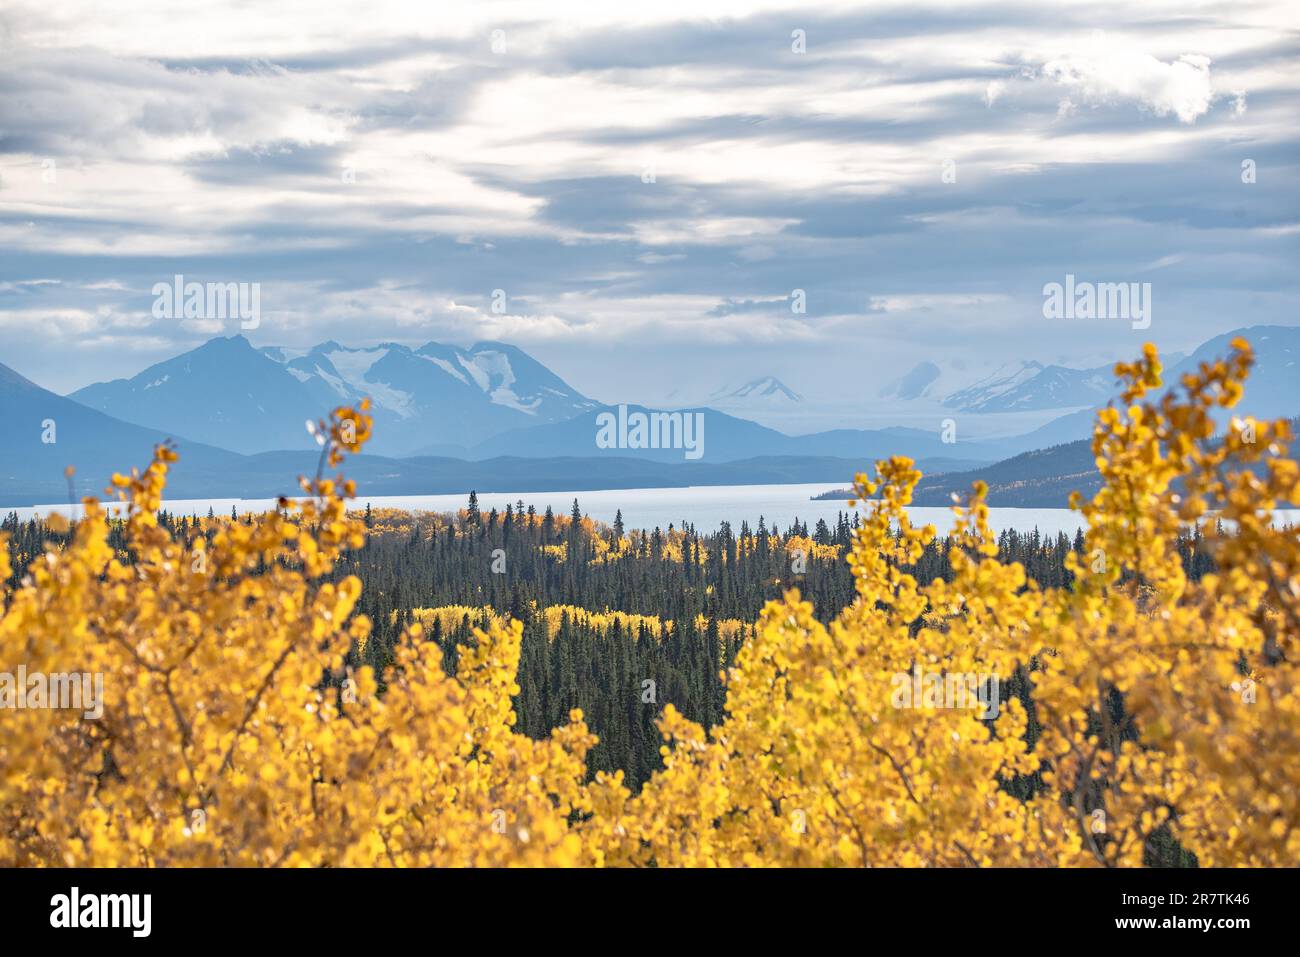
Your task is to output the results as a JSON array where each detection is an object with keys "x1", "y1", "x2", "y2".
[
  {"x1": 197, "y1": 333, "x2": 253, "y2": 351},
  {"x1": 879, "y1": 361, "x2": 941, "y2": 401},
  {"x1": 941, "y1": 359, "x2": 1107, "y2": 413},
  {"x1": 713, "y1": 376, "x2": 803, "y2": 403}
]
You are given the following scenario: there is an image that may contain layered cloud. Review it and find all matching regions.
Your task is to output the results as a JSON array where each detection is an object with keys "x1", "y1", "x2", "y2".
[{"x1": 0, "y1": 0, "x2": 1297, "y2": 402}]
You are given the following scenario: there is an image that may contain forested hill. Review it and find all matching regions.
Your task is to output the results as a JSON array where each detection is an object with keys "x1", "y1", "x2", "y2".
[
  {"x1": 906, "y1": 414, "x2": 1300, "y2": 507},
  {"x1": 909, "y1": 439, "x2": 1101, "y2": 507}
]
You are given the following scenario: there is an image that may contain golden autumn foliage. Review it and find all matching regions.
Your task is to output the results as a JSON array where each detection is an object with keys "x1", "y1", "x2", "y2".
[
  {"x1": 551, "y1": 528, "x2": 840, "y2": 568},
  {"x1": 1, "y1": 339, "x2": 1297, "y2": 867},
  {"x1": 406, "y1": 604, "x2": 747, "y2": 645}
]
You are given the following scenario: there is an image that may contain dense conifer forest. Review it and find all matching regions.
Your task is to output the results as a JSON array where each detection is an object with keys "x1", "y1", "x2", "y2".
[{"x1": 3, "y1": 495, "x2": 1223, "y2": 796}]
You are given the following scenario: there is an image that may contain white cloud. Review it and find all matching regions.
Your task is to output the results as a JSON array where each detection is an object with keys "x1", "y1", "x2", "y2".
[
  {"x1": 1, "y1": 0, "x2": 1297, "y2": 391},
  {"x1": 1139, "y1": 254, "x2": 1185, "y2": 272},
  {"x1": 867, "y1": 293, "x2": 1011, "y2": 313},
  {"x1": 1040, "y1": 39, "x2": 1215, "y2": 124}
]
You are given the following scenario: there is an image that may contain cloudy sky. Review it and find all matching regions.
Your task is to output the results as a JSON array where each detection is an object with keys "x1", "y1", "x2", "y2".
[{"x1": 1, "y1": 0, "x2": 1297, "y2": 411}]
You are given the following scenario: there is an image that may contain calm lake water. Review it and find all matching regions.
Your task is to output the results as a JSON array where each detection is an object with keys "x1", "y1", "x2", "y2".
[{"x1": 9, "y1": 483, "x2": 1298, "y2": 537}]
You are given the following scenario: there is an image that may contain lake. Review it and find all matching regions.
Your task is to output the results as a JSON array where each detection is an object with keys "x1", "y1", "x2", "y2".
[{"x1": 9, "y1": 482, "x2": 1296, "y2": 537}]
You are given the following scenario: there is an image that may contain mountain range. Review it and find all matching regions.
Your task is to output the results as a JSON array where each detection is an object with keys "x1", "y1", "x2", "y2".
[
  {"x1": 883, "y1": 350, "x2": 1188, "y2": 415},
  {"x1": 63, "y1": 336, "x2": 1020, "y2": 466},
  {"x1": 5, "y1": 357, "x2": 988, "y2": 503},
  {"x1": 1, "y1": 324, "x2": 1296, "y2": 508},
  {"x1": 941, "y1": 361, "x2": 1114, "y2": 413},
  {"x1": 70, "y1": 336, "x2": 598, "y2": 456}
]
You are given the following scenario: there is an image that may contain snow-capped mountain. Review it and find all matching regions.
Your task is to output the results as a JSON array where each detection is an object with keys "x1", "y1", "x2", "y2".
[
  {"x1": 878, "y1": 359, "x2": 1032, "y2": 406},
  {"x1": 881, "y1": 358, "x2": 1117, "y2": 414},
  {"x1": 968, "y1": 325, "x2": 1300, "y2": 448},
  {"x1": 70, "y1": 336, "x2": 330, "y2": 454},
  {"x1": 59, "y1": 325, "x2": 1300, "y2": 464},
  {"x1": 710, "y1": 376, "x2": 803, "y2": 406},
  {"x1": 923, "y1": 327, "x2": 1297, "y2": 417},
  {"x1": 262, "y1": 339, "x2": 598, "y2": 449},
  {"x1": 70, "y1": 335, "x2": 597, "y2": 455},
  {"x1": 877, "y1": 361, "x2": 944, "y2": 402},
  {"x1": 942, "y1": 361, "x2": 1114, "y2": 413}
]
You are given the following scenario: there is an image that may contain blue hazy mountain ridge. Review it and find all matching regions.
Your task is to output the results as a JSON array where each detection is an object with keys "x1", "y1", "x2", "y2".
[
  {"x1": 65, "y1": 334, "x2": 1007, "y2": 464},
  {"x1": 907, "y1": 327, "x2": 1300, "y2": 507},
  {"x1": 3, "y1": 358, "x2": 966, "y2": 503},
  {"x1": 440, "y1": 406, "x2": 1016, "y2": 464},
  {"x1": 886, "y1": 326, "x2": 1295, "y2": 421},
  {"x1": 994, "y1": 324, "x2": 1300, "y2": 451},
  {"x1": 66, "y1": 325, "x2": 1300, "y2": 462},
  {"x1": 70, "y1": 336, "x2": 326, "y2": 454},
  {"x1": 0, "y1": 359, "x2": 247, "y2": 503},
  {"x1": 0, "y1": 362, "x2": 977, "y2": 504},
  {"x1": 441, "y1": 322, "x2": 1298, "y2": 461},
  {"x1": 4, "y1": 354, "x2": 995, "y2": 505},
  {"x1": 1170, "y1": 325, "x2": 1300, "y2": 420},
  {"x1": 5, "y1": 324, "x2": 1294, "y2": 508},
  {"x1": 69, "y1": 335, "x2": 600, "y2": 456}
]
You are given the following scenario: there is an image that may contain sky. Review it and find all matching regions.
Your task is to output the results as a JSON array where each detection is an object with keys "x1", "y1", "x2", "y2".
[{"x1": 1, "y1": 0, "x2": 1297, "y2": 409}]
